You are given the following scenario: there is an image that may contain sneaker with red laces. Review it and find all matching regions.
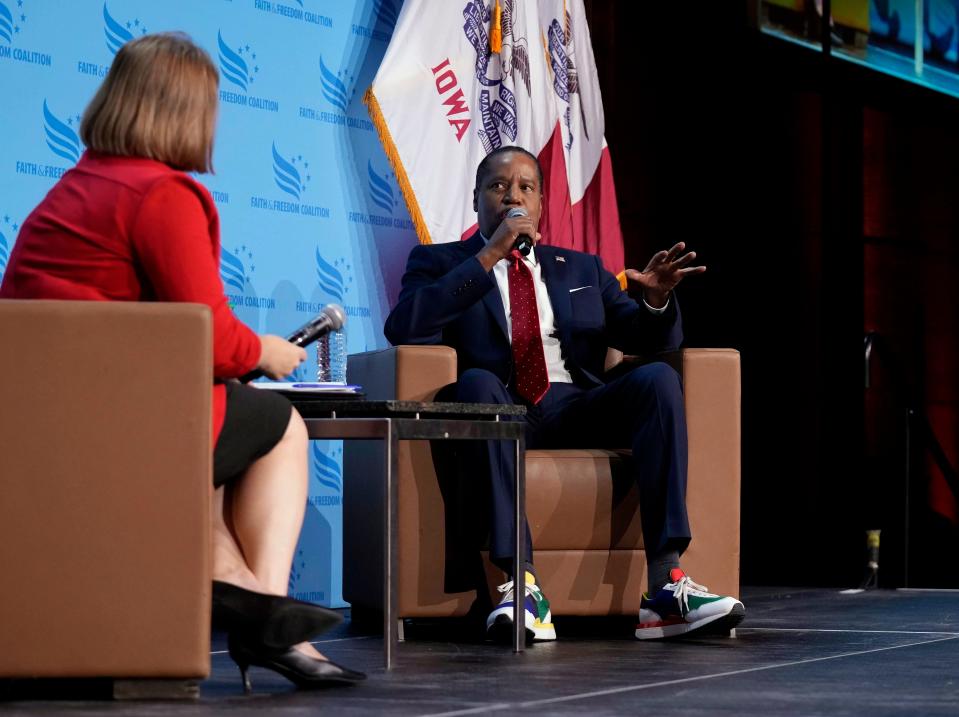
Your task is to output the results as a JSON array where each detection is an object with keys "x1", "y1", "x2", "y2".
[{"x1": 635, "y1": 568, "x2": 745, "y2": 640}]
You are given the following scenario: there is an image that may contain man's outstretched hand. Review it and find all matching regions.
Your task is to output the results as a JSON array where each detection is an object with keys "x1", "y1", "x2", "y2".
[{"x1": 624, "y1": 242, "x2": 706, "y2": 309}]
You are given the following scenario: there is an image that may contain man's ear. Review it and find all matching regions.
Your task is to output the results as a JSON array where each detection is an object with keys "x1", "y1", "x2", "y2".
[{"x1": 472, "y1": 187, "x2": 478, "y2": 213}]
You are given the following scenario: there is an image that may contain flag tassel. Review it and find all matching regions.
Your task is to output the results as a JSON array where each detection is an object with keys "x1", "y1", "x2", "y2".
[
  {"x1": 490, "y1": 0, "x2": 502, "y2": 53},
  {"x1": 363, "y1": 86, "x2": 432, "y2": 245}
]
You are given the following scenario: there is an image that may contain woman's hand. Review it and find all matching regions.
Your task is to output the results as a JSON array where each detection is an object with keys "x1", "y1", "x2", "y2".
[
  {"x1": 624, "y1": 241, "x2": 706, "y2": 308},
  {"x1": 257, "y1": 335, "x2": 307, "y2": 379}
]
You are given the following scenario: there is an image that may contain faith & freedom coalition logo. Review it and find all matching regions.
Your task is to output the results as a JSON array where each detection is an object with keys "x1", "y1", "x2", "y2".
[
  {"x1": 312, "y1": 443, "x2": 343, "y2": 497},
  {"x1": 221, "y1": 244, "x2": 276, "y2": 312},
  {"x1": 320, "y1": 56, "x2": 352, "y2": 112},
  {"x1": 14, "y1": 100, "x2": 83, "y2": 180},
  {"x1": 253, "y1": 0, "x2": 332, "y2": 28},
  {"x1": 295, "y1": 249, "x2": 371, "y2": 322},
  {"x1": 217, "y1": 30, "x2": 279, "y2": 113},
  {"x1": 250, "y1": 142, "x2": 330, "y2": 219},
  {"x1": 103, "y1": 3, "x2": 146, "y2": 56},
  {"x1": 77, "y1": 4, "x2": 148, "y2": 78},
  {"x1": 287, "y1": 442, "x2": 342, "y2": 601},
  {"x1": 352, "y1": 0, "x2": 397, "y2": 42},
  {"x1": 347, "y1": 160, "x2": 413, "y2": 231},
  {"x1": 272, "y1": 143, "x2": 308, "y2": 200},
  {"x1": 0, "y1": 0, "x2": 52, "y2": 68},
  {"x1": 295, "y1": 249, "x2": 351, "y2": 313},
  {"x1": 298, "y1": 56, "x2": 373, "y2": 132},
  {"x1": 221, "y1": 245, "x2": 254, "y2": 302},
  {"x1": 42, "y1": 100, "x2": 81, "y2": 163},
  {"x1": 367, "y1": 159, "x2": 396, "y2": 214},
  {"x1": 295, "y1": 247, "x2": 373, "y2": 332}
]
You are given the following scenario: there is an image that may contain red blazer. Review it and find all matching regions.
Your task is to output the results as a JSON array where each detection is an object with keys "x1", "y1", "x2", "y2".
[{"x1": 0, "y1": 151, "x2": 261, "y2": 441}]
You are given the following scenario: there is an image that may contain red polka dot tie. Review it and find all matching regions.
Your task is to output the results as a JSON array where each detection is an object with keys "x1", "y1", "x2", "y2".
[{"x1": 507, "y1": 250, "x2": 550, "y2": 405}]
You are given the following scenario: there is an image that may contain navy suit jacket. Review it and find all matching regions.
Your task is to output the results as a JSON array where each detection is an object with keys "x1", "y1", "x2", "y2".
[{"x1": 384, "y1": 232, "x2": 683, "y2": 389}]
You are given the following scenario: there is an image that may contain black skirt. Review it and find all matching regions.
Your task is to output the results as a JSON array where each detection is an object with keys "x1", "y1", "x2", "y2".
[{"x1": 213, "y1": 381, "x2": 292, "y2": 487}]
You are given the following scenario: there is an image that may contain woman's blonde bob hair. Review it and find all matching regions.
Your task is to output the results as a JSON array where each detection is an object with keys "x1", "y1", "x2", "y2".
[{"x1": 80, "y1": 32, "x2": 218, "y2": 173}]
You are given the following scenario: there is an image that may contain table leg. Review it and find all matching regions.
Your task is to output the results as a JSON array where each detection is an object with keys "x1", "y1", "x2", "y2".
[
  {"x1": 513, "y1": 435, "x2": 526, "y2": 653},
  {"x1": 383, "y1": 423, "x2": 400, "y2": 669}
]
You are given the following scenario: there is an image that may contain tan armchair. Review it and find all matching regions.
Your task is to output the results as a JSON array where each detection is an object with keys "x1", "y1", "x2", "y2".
[
  {"x1": 344, "y1": 346, "x2": 740, "y2": 619},
  {"x1": 0, "y1": 300, "x2": 213, "y2": 697}
]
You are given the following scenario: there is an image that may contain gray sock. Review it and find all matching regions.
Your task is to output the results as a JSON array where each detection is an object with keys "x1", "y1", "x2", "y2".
[{"x1": 647, "y1": 550, "x2": 681, "y2": 593}]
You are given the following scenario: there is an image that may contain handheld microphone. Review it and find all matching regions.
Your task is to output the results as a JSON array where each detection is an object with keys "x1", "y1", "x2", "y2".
[
  {"x1": 239, "y1": 303, "x2": 346, "y2": 383},
  {"x1": 506, "y1": 207, "x2": 534, "y2": 256}
]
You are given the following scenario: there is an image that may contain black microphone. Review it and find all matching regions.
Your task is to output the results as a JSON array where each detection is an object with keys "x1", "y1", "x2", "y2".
[
  {"x1": 239, "y1": 303, "x2": 346, "y2": 383},
  {"x1": 506, "y1": 207, "x2": 533, "y2": 256}
]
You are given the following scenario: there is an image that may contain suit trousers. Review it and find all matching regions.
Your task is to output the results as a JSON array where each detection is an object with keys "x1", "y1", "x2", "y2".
[{"x1": 434, "y1": 361, "x2": 692, "y2": 587}]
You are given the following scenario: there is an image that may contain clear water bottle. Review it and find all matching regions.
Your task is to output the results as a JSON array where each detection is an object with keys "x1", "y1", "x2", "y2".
[{"x1": 317, "y1": 325, "x2": 347, "y2": 384}]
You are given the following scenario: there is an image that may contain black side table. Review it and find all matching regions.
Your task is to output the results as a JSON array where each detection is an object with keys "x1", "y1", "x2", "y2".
[{"x1": 292, "y1": 399, "x2": 527, "y2": 669}]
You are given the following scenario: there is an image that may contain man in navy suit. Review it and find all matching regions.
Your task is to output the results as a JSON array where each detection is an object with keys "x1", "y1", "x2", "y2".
[{"x1": 385, "y1": 146, "x2": 744, "y2": 642}]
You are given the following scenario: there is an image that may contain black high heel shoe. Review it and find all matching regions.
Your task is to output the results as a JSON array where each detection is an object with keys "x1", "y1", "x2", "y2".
[
  {"x1": 212, "y1": 581, "x2": 343, "y2": 648},
  {"x1": 228, "y1": 633, "x2": 366, "y2": 693}
]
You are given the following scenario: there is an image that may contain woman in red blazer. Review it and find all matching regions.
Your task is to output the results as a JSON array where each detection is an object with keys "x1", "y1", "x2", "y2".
[{"x1": 0, "y1": 33, "x2": 362, "y2": 690}]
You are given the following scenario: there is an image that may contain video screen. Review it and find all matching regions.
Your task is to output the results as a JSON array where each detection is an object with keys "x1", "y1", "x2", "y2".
[{"x1": 759, "y1": 0, "x2": 959, "y2": 98}]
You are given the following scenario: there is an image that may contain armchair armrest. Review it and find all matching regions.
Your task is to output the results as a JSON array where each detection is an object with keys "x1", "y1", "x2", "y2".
[
  {"x1": 0, "y1": 300, "x2": 213, "y2": 678},
  {"x1": 343, "y1": 344, "x2": 466, "y2": 617},
  {"x1": 681, "y1": 348, "x2": 741, "y2": 598},
  {"x1": 347, "y1": 345, "x2": 458, "y2": 401},
  {"x1": 681, "y1": 348, "x2": 741, "y2": 466}
]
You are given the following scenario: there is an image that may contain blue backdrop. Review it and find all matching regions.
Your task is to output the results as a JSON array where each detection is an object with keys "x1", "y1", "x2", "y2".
[{"x1": 0, "y1": 0, "x2": 416, "y2": 607}]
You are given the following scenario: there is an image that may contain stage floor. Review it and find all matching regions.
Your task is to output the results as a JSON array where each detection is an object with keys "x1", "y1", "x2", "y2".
[{"x1": 5, "y1": 586, "x2": 959, "y2": 715}]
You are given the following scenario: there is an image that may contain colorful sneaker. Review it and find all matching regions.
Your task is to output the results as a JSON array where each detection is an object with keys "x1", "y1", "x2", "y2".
[
  {"x1": 635, "y1": 568, "x2": 745, "y2": 640},
  {"x1": 486, "y1": 571, "x2": 557, "y2": 643}
]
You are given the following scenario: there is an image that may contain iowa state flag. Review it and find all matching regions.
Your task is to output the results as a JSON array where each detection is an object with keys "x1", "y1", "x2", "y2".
[{"x1": 366, "y1": 0, "x2": 625, "y2": 280}]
